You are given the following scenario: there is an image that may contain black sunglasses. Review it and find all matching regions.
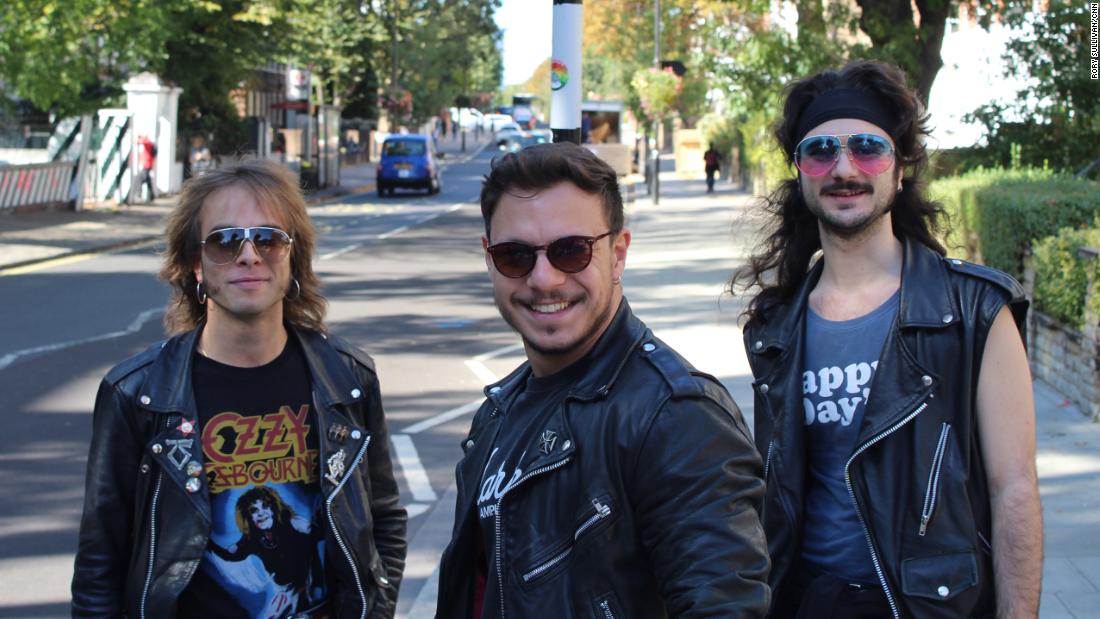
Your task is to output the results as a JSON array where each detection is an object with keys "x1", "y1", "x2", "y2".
[
  {"x1": 486, "y1": 232, "x2": 613, "y2": 278},
  {"x1": 201, "y1": 226, "x2": 294, "y2": 265}
]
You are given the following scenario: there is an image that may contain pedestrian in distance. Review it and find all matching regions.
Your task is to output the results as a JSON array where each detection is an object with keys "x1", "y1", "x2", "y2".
[
  {"x1": 435, "y1": 142, "x2": 771, "y2": 618},
  {"x1": 732, "y1": 59, "x2": 1042, "y2": 618},
  {"x1": 72, "y1": 159, "x2": 407, "y2": 619},
  {"x1": 703, "y1": 143, "x2": 722, "y2": 193},
  {"x1": 136, "y1": 134, "x2": 157, "y2": 202}
]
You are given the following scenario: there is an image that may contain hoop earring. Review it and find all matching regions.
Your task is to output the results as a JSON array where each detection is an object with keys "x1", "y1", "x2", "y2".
[
  {"x1": 196, "y1": 281, "x2": 207, "y2": 304},
  {"x1": 286, "y1": 278, "x2": 301, "y2": 300}
]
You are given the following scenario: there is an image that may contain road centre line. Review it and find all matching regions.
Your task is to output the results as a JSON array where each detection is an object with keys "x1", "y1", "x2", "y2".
[
  {"x1": 401, "y1": 399, "x2": 483, "y2": 435},
  {"x1": 0, "y1": 307, "x2": 163, "y2": 372},
  {"x1": 390, "y1": 434, "x2": 438, "y2": 502},
  {"x1": 399, "y1": 342, "x2": 522, "y2": 435}
]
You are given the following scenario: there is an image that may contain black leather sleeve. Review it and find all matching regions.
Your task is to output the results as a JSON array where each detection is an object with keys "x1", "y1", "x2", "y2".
[
  {"x1": 630, "y1": 393, "x2": 772, "y2": 617},
  {"x1": 71, "y1": 378, "x2": 144, "y2": 618},
  {"x1": 361, "y1": 371, "x2": 408, "y2": 618}
]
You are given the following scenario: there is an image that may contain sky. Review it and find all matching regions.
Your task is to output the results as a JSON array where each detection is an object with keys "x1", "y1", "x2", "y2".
[
  {"x1": 492, "y1": 2, "x2": 1024, "y2": 148},
  {"x1": 495, "y1": 0, "x2": 552, "y2": 85}
]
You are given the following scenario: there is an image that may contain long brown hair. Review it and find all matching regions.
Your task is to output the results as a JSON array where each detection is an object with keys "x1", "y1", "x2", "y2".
[
  {"x1": 159, "y1": 159, "x2": 326, "y2": 334},
  {"x1": 731, "y1": 60, "x2": 946, "y2": 326}
]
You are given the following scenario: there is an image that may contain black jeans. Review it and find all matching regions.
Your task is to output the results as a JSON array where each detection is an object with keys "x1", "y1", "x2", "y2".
[{"x1": 771, "y1": 563, "x2": 891, "y2": 618}]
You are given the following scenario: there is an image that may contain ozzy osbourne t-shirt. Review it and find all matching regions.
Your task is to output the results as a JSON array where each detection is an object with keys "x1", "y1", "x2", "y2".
[{"x1": 178, "y1": 336, "x2": 327, "y2": 619}]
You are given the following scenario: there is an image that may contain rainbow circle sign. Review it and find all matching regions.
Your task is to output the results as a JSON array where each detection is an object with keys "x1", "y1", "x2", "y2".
[{"x1": 551, "y1": 60, "x2": 569, "y2": 91}]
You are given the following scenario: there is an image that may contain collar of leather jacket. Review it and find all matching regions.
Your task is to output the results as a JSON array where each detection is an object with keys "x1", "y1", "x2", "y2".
[
  {"x1": 137, "y1": 323, "x2": 367, "y2": 415},
  {"x1": 482, "y1": 298, "x2": 648, "y2": 406},
  {"x1": 751, "y1": 237, "x2": 961, "y2": 354}
]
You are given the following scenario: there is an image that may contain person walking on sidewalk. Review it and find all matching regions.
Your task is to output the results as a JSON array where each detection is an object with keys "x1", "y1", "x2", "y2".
[
  {"x1": 732, "y1": 60, "x2": 1042, "y2": 618},
  {"x1": 136, "y1": 134, "x2": 157, "y2": 202},
  {"x1": 435, "y1": 143, "x2": 770, "y2": 618},
  {"x1": 703, "y1": 143, "x2": 722, "y2": 193},
  {"x1": 72, "y1": 159, "x2": 407, "y2": 619}
]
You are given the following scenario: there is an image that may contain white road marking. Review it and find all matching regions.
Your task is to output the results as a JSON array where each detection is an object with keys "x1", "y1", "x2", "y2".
[
  {"x1": 405, "y1": 502, "x2": 432, "y2": 519},
  {"x1": 319, "y1": 242, "x2": 363, "y2": 260},
  {"x1": 0, "y1": 307, "x2": 163, "y2": 372},
  {"x1": 401, "y1": 398, "x2": 483, "y2": 435},
  {"x1": 321, "y1": 202, "x2": 468, "y2": 257},
  {"x1": 391, "y1": 434, "x2": 438, "y2": 502},
  {"x1": 463, "y1": 359, "x2": 498, "y2": 385},
  {"x1": 377, "y1": 225, "x2": 409, "y2": 239},
  {"x1": 474, "y1": 342, "x2": 524, "y2": 361}
]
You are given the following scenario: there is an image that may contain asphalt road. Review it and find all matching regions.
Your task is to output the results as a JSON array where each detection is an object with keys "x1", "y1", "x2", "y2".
[{"x1": 0, "y1": 147, "x2": 525, "y2": 617}]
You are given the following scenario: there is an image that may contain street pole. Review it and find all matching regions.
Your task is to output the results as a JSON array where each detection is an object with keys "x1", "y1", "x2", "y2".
[
  {"x1": 551, "y1": 0, "x2": 583, "y2": 144},
  {"x1": 652, "y1": 0, "x2": 661, "y2": 204}
]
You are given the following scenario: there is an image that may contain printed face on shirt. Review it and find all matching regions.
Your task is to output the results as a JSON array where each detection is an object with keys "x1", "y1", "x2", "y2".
[
  {"x1": 249, "y1": 498, "x2": 275, "y2": 530},
  {"x1": 483, "y1": 181, "x2": 630, "y2": 376}
]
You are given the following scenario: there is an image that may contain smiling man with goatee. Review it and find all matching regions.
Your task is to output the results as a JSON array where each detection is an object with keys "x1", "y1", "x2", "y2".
[{"x1": 434, "y1": 142, "x2": 770, "y2": 619}]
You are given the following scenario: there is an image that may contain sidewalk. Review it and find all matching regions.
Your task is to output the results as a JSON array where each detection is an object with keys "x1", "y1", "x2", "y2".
[{"x1": 0, "y1": 132, "x2": 489, "y2": 274}]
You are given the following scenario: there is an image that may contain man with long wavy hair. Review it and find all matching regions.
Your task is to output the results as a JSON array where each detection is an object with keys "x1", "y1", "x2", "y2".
[
  {"x1": 733, "y1": 61, "x2": 1041, "y2": 618},
  {"x1": 73, "y1": 159, "x2": 407, "y2": 618}
]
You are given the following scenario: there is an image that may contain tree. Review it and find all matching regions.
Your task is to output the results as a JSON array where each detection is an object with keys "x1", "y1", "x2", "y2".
[
  {"x1": 965, "y1": 2, "x2": 1100, "y2": 172},
  {"x1": 163, "y1": 1, "x2": 285, "y2": 156},
  {"x1": 0, "y1": 0, "x2": 175, "y2": 116}
]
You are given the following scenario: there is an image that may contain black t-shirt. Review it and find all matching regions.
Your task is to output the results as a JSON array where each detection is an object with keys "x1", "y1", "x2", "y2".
[
  {"x1": 476, "y1": 358, "x2": 590, "y2": 616},
  {"x1": 178, "y1": 336, "x2": 327, "y2": 619}
]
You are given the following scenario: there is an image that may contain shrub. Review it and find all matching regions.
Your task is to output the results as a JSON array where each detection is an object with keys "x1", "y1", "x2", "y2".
[
  {"x1": 1031, "y1": 223, "x2": 1100, "y2": 328},
  {"x1": 929, "y1": 169, "x2": 1100, "y2": 279}
]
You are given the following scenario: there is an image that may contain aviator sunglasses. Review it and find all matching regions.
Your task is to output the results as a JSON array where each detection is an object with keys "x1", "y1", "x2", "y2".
[
  {"x1": 793, "y1": 133, "x2": 895, "y2": 177},
  {"x1": 201, "y1": 226, "x2": 294, "y2": 265},
  {"x1": 486, "y1": 232, "x2": 612, "y2": 278}
]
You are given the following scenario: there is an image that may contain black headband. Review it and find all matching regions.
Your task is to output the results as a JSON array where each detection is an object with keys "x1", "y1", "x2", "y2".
[{"x1": 795, "y1": 88, "x2": 898, "y2": 143}]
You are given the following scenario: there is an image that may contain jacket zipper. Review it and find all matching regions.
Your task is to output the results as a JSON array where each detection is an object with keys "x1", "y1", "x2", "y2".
[
  {"x1": 521, "y1": 498, "x2": 611, "y2": 583},
  {"x1": 844, "y1": 400, "x2": 929, "y2": 619},
  {"x1": 919, "y1": 423, "x2": 951, "y2": 536},
  {"x1": 763, "y1": 439, "x2": 775, "y2": 480},
  {"x1": 139, "y1": 472, "x2": 163, "y2": 619},
  {"x1": 599, "y1": 598, "x2": 616, "y2": 619},
  {"x1": 325, "y1": 436, "x2": 372, "y2": 619},
  {"x1": 495, "y1": 457, "x2": 572, "y2": 618}
]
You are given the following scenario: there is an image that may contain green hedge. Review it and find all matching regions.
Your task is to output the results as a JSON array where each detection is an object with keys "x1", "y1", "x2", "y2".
[
  {"x1": 930, "y1": 169, "x2": 1100, "y2": 280},
  {"x1": 1031, "y1": 223, "x2": 1100, "y2": 328}
]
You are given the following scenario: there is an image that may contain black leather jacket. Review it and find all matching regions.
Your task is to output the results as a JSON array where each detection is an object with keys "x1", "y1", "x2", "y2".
[
  {"x1": 436, "y1": 300, "x2": 771, "y2": 619},
  {"x1": 743, "y1": 239, "x2": 1028, "y2": 619},
  {"x1": 72, "y1": 325, "x2": 407, "y2": 619}
]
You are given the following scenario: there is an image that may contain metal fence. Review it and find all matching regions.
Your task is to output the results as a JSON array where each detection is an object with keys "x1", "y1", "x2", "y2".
[{"x1": 0, "y1": 161, "x2": 77, "y2": 211}]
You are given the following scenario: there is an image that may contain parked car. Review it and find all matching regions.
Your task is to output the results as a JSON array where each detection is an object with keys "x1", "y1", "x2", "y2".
[
  {"x1": 495, "y1": 122, "x2": 523, "y2": 148},
  {"x1": 376, "y1": 134, "x2": 441, "y2": 196},
  {"x1": 449, "y1": 107, "x2": 483, "y2": 130},
  {"x1": 482, "y1": 113, "x2": 513, "y2": 132},
  {"x1": 499, "y1": 130, "x2": 553, "y2": 153}
]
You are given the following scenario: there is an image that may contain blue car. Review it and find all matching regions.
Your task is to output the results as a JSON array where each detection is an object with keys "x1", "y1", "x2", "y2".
[{"x1": 376, "y1": 135, "x2": 441, "y2": 196}]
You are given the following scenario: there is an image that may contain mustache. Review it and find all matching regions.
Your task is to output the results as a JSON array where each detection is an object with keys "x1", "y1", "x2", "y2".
[{"x1": 820, "y1": 181, "x2": 874, "y2": 194}]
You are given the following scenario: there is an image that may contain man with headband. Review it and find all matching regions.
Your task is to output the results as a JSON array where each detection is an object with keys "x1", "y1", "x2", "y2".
[{"x1": 731, "y1": 60, "x2": 1042, "y2": 617}]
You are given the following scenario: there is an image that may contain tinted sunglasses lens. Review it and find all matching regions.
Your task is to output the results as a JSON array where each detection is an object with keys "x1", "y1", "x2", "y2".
[
  {"x1": 490, "y1": 243, "x2": 536, "y2": 278},
  {"x1": 251, "y1": 228, "x2": 292, "y2": 261},
  {"x1": 547, "y1": 237, "x2": 594, "y2": 273},
  {"x1": 203, "y1": 228, "x2": 245, "y2": 264},
  {"x1": 848, "y1": 134, "x2": 894, "y2": 175},
  {"x1": 796, "y1": 136, "x2": 840, "y2": 176}
]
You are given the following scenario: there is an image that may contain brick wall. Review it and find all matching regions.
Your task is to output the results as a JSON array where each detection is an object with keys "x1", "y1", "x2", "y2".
[{"x1": 1024, "y1": 248, "x2": 1100, "y2": 422}]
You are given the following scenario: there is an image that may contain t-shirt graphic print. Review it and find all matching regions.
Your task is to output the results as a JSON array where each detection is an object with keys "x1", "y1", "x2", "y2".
[{"x1": 179, "y1": 338, "x2": 327, "y2": 619}]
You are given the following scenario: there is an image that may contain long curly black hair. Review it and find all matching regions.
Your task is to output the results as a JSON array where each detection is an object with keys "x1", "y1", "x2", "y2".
[{"x1": 731, "y1": 60, "x2": 947, "y2": 326}]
